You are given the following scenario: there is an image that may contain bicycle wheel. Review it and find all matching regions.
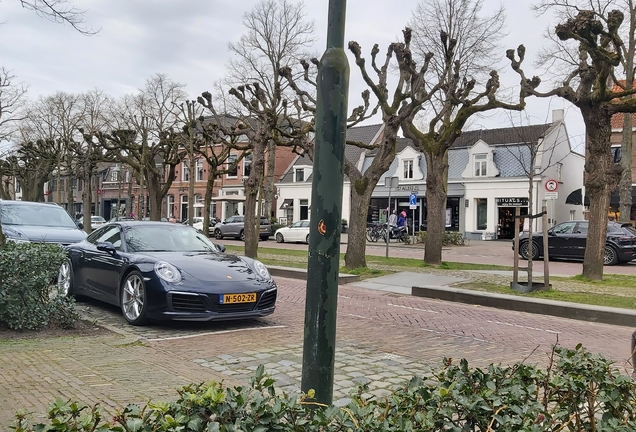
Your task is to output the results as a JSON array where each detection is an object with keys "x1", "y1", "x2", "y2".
[{"x1": 366, "y1": 229, "x2": 374, "y2": 242}]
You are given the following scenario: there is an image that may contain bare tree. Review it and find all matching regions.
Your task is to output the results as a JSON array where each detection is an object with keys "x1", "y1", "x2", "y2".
[
  {"x1": 220, "y1": 0, "x2": 315, "y2": 258},
  {"x1": 515, "y1": 5, "x2": 636, "y2": 279},
  {"x1": 401, "y1": 0, "x2": 526, "y2": 265},
  {"x1": 102, "y1": 74, "x2": 187, "y2": 221},
  {"x1": 0, "y1": 68, "x2": 28, "y2": 143},
  {"x1": 16, "y1": 0, "x2": 97, "y2": 34}
]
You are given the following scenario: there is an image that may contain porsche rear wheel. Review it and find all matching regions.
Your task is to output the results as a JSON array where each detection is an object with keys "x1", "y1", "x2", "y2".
[
  {"x1": 604, "y1": 245, "x2": 618, "y2": 266},
  {"x1": 519, "y1": 241, "x2": 539, "y2": 260},
  {"x1": 121, "y1": 271, "x2": 148, "y2": 326}
]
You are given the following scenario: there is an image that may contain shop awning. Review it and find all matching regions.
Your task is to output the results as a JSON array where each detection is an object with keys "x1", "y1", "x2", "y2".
[
  {"x1": 565, "y1": 188, "x2": 589, "y2": 206},
  {"x1": 210, "y1": 195, "x2": 246, "y2": 203},
  {"x1": 279, "y1": 199, "x2": 293, "y2": 209}
]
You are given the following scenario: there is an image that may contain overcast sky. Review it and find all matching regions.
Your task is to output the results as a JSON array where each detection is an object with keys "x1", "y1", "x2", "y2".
[{"x1": 0, "y1": 0, "x2": 586, "y2": 150}]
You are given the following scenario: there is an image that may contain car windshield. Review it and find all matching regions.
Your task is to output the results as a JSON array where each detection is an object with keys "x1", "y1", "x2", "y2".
[
  {"x1": 124, "y1": 224, "x2": 222, "y2": 253},
  {"x1": 1, "y1": 203, "x2": 77, "y2": 228}
]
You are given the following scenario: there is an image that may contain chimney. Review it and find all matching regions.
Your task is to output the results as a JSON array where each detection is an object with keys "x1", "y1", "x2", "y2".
[{"x1": 552, "y1": 109, "x2": 564, "y2": 123}]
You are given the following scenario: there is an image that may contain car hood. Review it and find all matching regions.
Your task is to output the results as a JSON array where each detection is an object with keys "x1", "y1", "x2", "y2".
[
  {"x1": 3, "y1": 225, "x2": 87, "y2": 244},
  {"x1": 139, "y1": 251, "x2": 265, "y2": 283}
]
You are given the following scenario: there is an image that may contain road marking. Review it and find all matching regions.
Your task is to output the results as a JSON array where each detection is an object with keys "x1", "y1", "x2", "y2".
[
  {"x1": 342, "y1": 313, "x2": 372, "y2": 319},
  {"x1": 388, "y1": 303, "x2": 439, "y2": 314},
  {"x1": 487, "y1": 320, "x2": 560, "y2": 334},
  {"x1": 145, "y1": 325, "x2": 287, "y2": 342}
]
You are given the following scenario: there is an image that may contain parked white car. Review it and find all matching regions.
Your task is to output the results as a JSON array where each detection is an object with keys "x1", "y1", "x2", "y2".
[{"x1": 275, "y1": 220, "x2": 310, "y2": 243}]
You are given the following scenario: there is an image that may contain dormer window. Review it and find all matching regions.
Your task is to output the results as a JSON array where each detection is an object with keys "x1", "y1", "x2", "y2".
[
  {"x1": 295, "y1": 168, "x2": 304, "y2": 182},
  {"x1": 403, "y1": 159, "x2": 414, "y2": 179},
  {"x1": 474, "y1": 154, "x2": 487, "y2": 177}
]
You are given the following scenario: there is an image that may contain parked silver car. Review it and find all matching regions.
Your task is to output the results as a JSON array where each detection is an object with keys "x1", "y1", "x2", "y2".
[
  {"x1": 0, "y1": 200, "x2": 87, "y2": 245},
  {"x1": 213, "y1": 215, "x2": 271, "y2": 241}
]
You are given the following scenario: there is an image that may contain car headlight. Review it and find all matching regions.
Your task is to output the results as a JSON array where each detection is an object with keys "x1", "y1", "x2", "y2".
[
  {"x1": 154, "y1": 261, "x2": 182, "y2": 283},
  {"x1": 253, "y1": 260, "x2": 271, "y2": 280}
]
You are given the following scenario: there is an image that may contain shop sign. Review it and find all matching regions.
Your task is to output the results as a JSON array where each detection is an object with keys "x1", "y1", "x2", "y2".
[
  {"x1": 496, "y1": 197, "x2": 528, "y2": 207},
  {"x1": 396, "y1": 185, "x2": 419, "y2": 192}
]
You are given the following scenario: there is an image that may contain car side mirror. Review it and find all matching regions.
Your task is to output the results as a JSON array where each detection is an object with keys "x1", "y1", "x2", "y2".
[
  {"x1": 96, "y1": 241, "x2": 117, "y2": 254},
  {"x1": 215, "y1": 243, "x2": 226, "y2": 253},
  {"x1": 548, "y1": 229, "x2": 555, "y2": 236},
  {"x1": 76, "y1": 222, "x2": 84, "y2": 230}
]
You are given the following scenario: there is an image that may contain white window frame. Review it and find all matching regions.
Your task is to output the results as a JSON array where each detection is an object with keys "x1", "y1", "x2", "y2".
[
  {"x1": 403, "y1": 159, "x2": 414, "y2": 179},
  {"x1": 227, "y1": 154, "x2": 238, "y2": 178},
  {"x1": 182, "y1": 161, "x2": 189, "y2": 182},
  {"x1": 196, "y1": 159, "x2": 204, "y2": 181},
  {"x1": 474, "y1": 154, "x2": 487, "y2": 177},
  {"x1": 295, "y1": 168, "x2": 304, "y2": 182}
]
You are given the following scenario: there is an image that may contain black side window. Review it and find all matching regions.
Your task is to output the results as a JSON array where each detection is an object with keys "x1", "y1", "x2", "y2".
[
  {"x1": 87, "y1": 226, "x2": 108, "y2": 243},
  {"x1": 575, "y1": 222, "x2": 588, "y2": 235},
  {"x1": 88, "y1": 226, "x2": 122, "y2": 250}
]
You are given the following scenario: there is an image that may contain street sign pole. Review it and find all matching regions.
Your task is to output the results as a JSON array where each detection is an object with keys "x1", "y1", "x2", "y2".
[
  {"x1": 301, "y1": 0, "x2": 349, "y2": 406},
  {"x1": 385, "y1": 177, "x2": 398, "y2": 258}
]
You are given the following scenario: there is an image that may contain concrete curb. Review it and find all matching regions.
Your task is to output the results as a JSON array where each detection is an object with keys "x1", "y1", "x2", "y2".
[
  {"x1": 412, "y1": 285, "x2": 636, "y2": 327},
  {"x1": 268, "y1": 266, "x2": 360, "y2": 284}
]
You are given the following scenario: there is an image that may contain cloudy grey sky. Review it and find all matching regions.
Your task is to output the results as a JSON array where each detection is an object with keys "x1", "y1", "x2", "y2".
[{"x1": 0, "y1": 0, "x2": 585, "y2": 149}]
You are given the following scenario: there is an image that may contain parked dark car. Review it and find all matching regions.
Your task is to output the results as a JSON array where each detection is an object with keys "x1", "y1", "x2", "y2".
[
  {"x1": 57, "y1": 221, "x2": 277, "y2": 326},
  {"x1": 0, "y1": 200, "x2": 87, "y2": 245},
  {"x1": 213, "y1": 216, "x2": 271, "y2": 241},
  {"x1": 513, "y1": 220, "x2": 636, "y2": 265}
]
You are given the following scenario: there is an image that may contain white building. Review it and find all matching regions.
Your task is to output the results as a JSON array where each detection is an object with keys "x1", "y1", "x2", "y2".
[{"x1": 275, "y1": 111, "x2": 584, "y2": 240}]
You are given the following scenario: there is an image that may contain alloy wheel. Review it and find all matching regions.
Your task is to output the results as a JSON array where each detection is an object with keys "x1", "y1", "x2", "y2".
[
  {"x1": 121, "y1": 273, "x2": 145, "y2": 322},
  {"x1": 56, "y1": 261, "x2": 72, "y2": 297},
  {"x1": 276, "y1": 233, "x2": 284, "y2": 243},
  {"x1": 603, "y1": 245, "x2": 618, "y2": 265}
]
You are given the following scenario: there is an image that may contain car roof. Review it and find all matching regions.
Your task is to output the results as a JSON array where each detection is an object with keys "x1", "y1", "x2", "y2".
[
  {"x1": 0, "y1": 200, "x2": 61, "y2": 207},
  {"x1": 113, "y1": 221, "x2": 185, "y2": 227}
]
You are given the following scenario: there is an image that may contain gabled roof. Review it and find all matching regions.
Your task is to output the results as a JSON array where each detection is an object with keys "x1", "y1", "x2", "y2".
[
  {"x1": 451, "y1": 123, "x2": 553, "y2": 148},
  {"x1": 278, "y1": 124, "x2": 384, "y2": 184}
]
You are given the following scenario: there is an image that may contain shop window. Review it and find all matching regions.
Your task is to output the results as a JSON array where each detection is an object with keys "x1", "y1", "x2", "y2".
[{"x1": 476, "y1": 198, "x2": 487, "y2": 230}]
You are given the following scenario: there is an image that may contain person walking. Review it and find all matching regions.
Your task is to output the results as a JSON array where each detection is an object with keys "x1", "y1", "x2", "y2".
[{"x1": 388, "y1": 209, "x2": 398, "y2": 227}]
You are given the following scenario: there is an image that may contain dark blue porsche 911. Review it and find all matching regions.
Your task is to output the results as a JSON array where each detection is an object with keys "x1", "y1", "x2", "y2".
[{"x1": 56, "y1": 221, "x2": 277, "y2": 326}]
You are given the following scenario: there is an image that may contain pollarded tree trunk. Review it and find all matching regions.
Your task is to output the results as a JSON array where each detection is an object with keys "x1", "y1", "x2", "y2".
[
  {"x1": 146, "y1": 172, "x2": 164, "y2": 221},
  {"x1": 424, "y1": 151, "x2": 449, "y2": 265},
  {"x1": 244, "y1": 140, "x2": 267, "y2": 259},
  {"x1": 619, "y1": 113, "x2": 633, "y2": 223},
  {"x1": 82, "y1": 173, "x2": 93, "y2": 233},
  {"x1": 344, "y1": 175, "x2": 375, "y2": 269},
  {"x1": 202, "y1": 170, "x2": 216, "y2": 237},
  {"x1": 582, "y1": 107, "x2": 621, "y2": 280}
]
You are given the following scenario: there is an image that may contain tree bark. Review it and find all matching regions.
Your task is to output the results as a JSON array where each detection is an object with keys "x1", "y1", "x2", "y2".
[
  {"x1": 146, "y1": 172, "x2": 164, "y2": 221},
  {"x1": 344, "y1": 174, "x2": 374, "y2": 269},
  {"x1": 82, "y1": 172, "x2": 93, "y2": 233},
  {"x1": 203, "y1": 170, "x2": 216, "y2": 237},
  {"x1": 244, "y1": 140, "x2": 267, "y2": 258},
  {"x1": 582, "y1": 108, "x2": 620, "y2": 280},
  {"x1": 264, "y1": 140, "x2": 276, "y2": 219},
  {"x1": 424, "y1": 151, "x2": 449, "y2": 265},
  {"x1": 620, "y1": 113, "x2": 633, "y2": 223}
]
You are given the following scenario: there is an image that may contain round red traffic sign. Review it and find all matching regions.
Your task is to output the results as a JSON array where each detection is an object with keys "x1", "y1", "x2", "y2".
[{"x1": 545, "y1": 179, "x2": 559, "y2": 192}]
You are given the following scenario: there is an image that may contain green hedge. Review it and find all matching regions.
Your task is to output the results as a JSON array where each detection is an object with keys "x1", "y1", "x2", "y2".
[
  {"x1": 9, "y1": 345, "x2": 636, "y2": 431},
  {"x1": 0, "y1": 242, "x2": 79, "y2": 330},
  {"x1": 417, "y1": 231, "x2": 466, "y2": 246}
]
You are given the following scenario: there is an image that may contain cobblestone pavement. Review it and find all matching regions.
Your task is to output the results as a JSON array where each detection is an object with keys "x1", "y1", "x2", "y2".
[{"x1": 1, "y1": 275, "x2": 633, "y2": 427}]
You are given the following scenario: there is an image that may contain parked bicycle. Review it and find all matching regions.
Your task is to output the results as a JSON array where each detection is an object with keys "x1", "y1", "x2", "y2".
[{"x1": 366, "y1": 223, "x2": 386, "y2": 242}]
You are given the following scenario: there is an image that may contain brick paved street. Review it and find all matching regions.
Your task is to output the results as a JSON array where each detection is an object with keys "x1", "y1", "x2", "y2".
[{"x1": 1, "y1": 275, "x2": 632, "y2": 428}]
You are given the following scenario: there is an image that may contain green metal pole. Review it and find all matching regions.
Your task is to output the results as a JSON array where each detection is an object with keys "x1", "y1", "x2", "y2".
[{"x1": 301, "y1": 0, "x2": 349, "y2": 406}]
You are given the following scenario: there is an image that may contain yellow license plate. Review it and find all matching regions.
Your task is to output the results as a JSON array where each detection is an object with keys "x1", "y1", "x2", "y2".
[{"x1": 221, "y1": 293, "x2": 256, "y2": 304}]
